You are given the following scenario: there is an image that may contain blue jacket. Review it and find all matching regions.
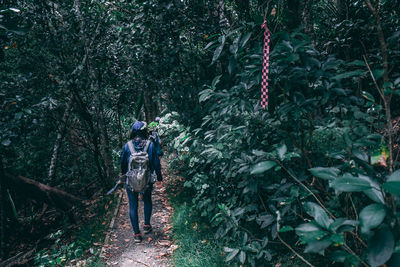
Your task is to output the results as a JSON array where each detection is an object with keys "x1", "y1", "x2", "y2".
[{"x1": 120, "y1": 138, "x2": 163, "y2": 181}]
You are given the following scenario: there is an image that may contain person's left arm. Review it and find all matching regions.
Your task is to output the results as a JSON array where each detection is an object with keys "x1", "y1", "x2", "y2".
[{"x1": 149, "y1": 142, "x2": 162, "y2": 181}]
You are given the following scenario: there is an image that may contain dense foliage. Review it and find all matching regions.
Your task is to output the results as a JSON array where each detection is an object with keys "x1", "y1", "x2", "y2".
[
  {"x1": 160, "y1": 1, "x2": 400, "y2": 266},
  {"x1": 1, "y1": 0, "x2": 400, "y2": 266}
]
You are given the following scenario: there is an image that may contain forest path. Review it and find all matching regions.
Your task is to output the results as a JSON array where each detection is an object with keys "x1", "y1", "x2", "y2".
[{"x1": 101, "y1": 165, "x2": 174, "y2": 267}]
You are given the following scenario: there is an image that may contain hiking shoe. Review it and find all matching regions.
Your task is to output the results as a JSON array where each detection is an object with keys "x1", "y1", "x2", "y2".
[
  {"x1": 143, "y1": 224, "x2": 152, "y2": 234},
  {"x1": 133, "y1": 233, "x2": 143, "y2": 243}
]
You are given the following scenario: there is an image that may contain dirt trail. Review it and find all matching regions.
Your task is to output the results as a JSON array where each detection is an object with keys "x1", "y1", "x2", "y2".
[{"x1": 101, "y1": 167, "x2": 174, "y2": 267}]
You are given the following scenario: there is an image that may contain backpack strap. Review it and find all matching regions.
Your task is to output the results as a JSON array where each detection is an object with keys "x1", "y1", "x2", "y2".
[
  {"x1": 127, "y1": 140, "x2": 135, "y2": 154},
  {"x1": 144, "y1": 140, "x2": 151, "y2": 153}
]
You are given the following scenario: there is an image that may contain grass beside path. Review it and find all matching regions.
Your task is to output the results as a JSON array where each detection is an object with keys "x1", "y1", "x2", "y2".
[
  {"x1": 170, "y1": 204, "x2": 227, "y2": 267},
  {"x1": 166, "y1": 169, "x2": 227, "y2": 267}
]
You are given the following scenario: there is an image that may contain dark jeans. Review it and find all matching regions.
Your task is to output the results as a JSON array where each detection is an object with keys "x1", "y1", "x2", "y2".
[{"x1": 126, "y1": 184, "x2": 153, "y2": 234}]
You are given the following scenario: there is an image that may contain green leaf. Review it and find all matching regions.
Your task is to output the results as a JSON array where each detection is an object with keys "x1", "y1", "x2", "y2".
[
  {"x1": 309, "y1": 167, "x2": 340, "y2": 180},
  {"x1": 332, "y1": 70, "x2": 365, "y2": 80},
  {"x1": 212, "y1": 42, "x2": 225, "y2": 65},
  {"x1": 256, "y1": 214, "x2": 274, "y2": 229},
  {"x1": 332, "y1": 173, "x2": 371, "y2": 192},
  {"x1": 211, "y1": 75, "x2": 222, "y2": 89},
  {"x1": 372, "y1": 69, "x2": 385, "y2": 80},
  {"x1": 295, "y1": 223, "x2": 327, "y2": 243},
  {"x1": 279, "y1": 226, "x2": 294, "y2": 232},
  {"x1": 250, "y1": 161, "x2": 277, "y2": 175},
  {"x1": 361, "y1": 91, "x2": 375, "y2": 102},
  {"x1": 394, "y1": 240, "x2": 400, "y2": 253},
  {"x1": 240, "y1": 32, "x2": 251, "y2": 48},
  {"x1": 383, "y1": 170, "x2": 400, "y2": 196},
  {"x1": 329, "y1": 234, "x2": 344, "y2": 245},
  {"x1": 359, "y1": 204, "x2": 386, "y2": 234},
  {"x1": 199, "y1": 89, "x2": 213, "y2": 103},
  {"x1": 7, "y1": 190, "x2": 18, "y2": 220},
  {"x1": 239, "y1": 251, "x2": 246, "y2": 264},
  {"x1": 367, "y1": 225, "x2": 394, "y2": 267},
  {"x1": 15, "y1": 112, "x2": 23, "y2": 120},
  {"x1": 358, "y1": 175, "x2": 385, "y2": 204},
  {"x1": 225, "y1": 248, "x2": 239, "y2": 262},
  {"x1": 304, "y1": 239, "x2": 332, "y2": 255},
  {"x1": 277, "y1": 144, "x2": 287, "y2": 160},
  {"x1": 347, "y1": 60, "x2": 365, "y2": 67},
  {"x1": 204, "y1": 41, "x2": 216, "y2": 50},
  {"x1": 329, "y1": 218, "x2": 358, "y2": 233},
  {"x1": 304, "y1": 202, "x2": 333, "y2": 229}
]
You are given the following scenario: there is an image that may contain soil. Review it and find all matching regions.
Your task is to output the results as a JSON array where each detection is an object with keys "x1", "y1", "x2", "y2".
[{"x1": 101, "y1": 167, "x2": 174, "y2": 267}]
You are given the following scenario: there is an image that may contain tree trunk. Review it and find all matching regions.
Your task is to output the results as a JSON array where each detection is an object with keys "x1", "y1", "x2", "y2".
[
  {"x1": 4, "y1": 173, "x2": 82, "y2": 212},
  {"x1": 48, "y1": 98, "x2": 73, "y2": 181},
  {"x1": 143, "y1": 88, "x2": 152, "y2": 123}
]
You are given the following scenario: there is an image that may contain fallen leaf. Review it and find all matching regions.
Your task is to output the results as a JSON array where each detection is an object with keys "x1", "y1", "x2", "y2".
[
  {"x1": 124, "y1": 239, "x2": 130, "y2": 242},
  {"x1": 148, "y1": 237, "x2": 153, "y2": 243}
]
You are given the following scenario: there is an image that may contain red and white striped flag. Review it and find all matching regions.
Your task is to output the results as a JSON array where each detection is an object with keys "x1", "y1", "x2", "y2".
[{"x1": 261, "y1": 21, "x2": 270, "y2": 108}]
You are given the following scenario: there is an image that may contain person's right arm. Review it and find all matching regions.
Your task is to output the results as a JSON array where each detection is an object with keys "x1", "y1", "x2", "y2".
[{"x1": 120, "y1": 144, "x2": 129, "y2": 174}]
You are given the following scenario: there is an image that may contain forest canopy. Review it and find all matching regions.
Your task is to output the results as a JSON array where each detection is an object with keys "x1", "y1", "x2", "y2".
[{"x1": 1, "y1": 0, "x2": 400, "y2": 266}]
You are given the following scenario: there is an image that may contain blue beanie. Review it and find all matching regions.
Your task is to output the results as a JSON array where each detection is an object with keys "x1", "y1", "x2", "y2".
[{"x1": 131, "y1": 121, "x2": 146, "y2": 136}]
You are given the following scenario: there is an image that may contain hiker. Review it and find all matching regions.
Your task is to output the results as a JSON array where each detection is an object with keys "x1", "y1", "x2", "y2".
[{"x1": 120, "y1": 121, "x2": 163, "y2": 243}]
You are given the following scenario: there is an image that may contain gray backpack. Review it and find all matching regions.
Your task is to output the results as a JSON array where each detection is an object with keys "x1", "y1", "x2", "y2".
[{"x1": 126, "y1": 139, "x2": 151, "y2": 192}]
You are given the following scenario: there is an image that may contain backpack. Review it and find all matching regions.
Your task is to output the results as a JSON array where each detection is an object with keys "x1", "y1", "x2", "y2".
[{"x1": 126, "y1": 139, "x2": 151, "y2": 192}]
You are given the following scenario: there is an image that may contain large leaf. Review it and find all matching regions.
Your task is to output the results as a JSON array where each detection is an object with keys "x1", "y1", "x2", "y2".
[
  {"x1": 359, "y1": 204, "x2": 386, "y2": 234},
  {"x1": 367, "y1": 225, "x2": 394, "y2": 267},
  {"x1": 332, "y1": 173, "x2": 371, "y2": 192},
  {"x1": 304, "y1": 239, "x2": 332, "y2": 255},
  {"x1": 250, "y1": 161, "x2": 277, "y2": 175},
  {"x1": 358, "y1": 175, "x2": 385, "y2": 204},
  {"x1": 224, "y1": 248, "x2": 239, "y2": 262},
  {"x1": 295, "y1": 223, "x2": 327, "y2": 243},
  {"x1": 383, "y1": 170, "x2": 400, "y2": 196},
  {"x1": 240, "y1": 32, "x2": 251, "y2": 48},
  {"x1": 256, "y1": 214, "x2": 274, "y2": 229},
  {"x1": 239, "y1": 251, "x2": 246, "y2": 264},
  {"x1": 304, "y1": 202, "x2": 333, "y2": 229},
  {"x1": 211, "y1": 36, "x2": 225, "y2": 64},
  {"x1": 309, "y1": 167, "x2": 340, "y2": 180}
]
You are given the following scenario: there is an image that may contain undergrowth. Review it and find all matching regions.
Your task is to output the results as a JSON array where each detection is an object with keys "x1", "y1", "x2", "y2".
[
  {"x1": 166, "y1": 168, "x2": 227, "y2": 267},
  {"x1": 33, "y1": 192, "x2": 118, "y2": 267},
  {"x1": 171, "y1": 204, "x2": 227, "y2": 267}
]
